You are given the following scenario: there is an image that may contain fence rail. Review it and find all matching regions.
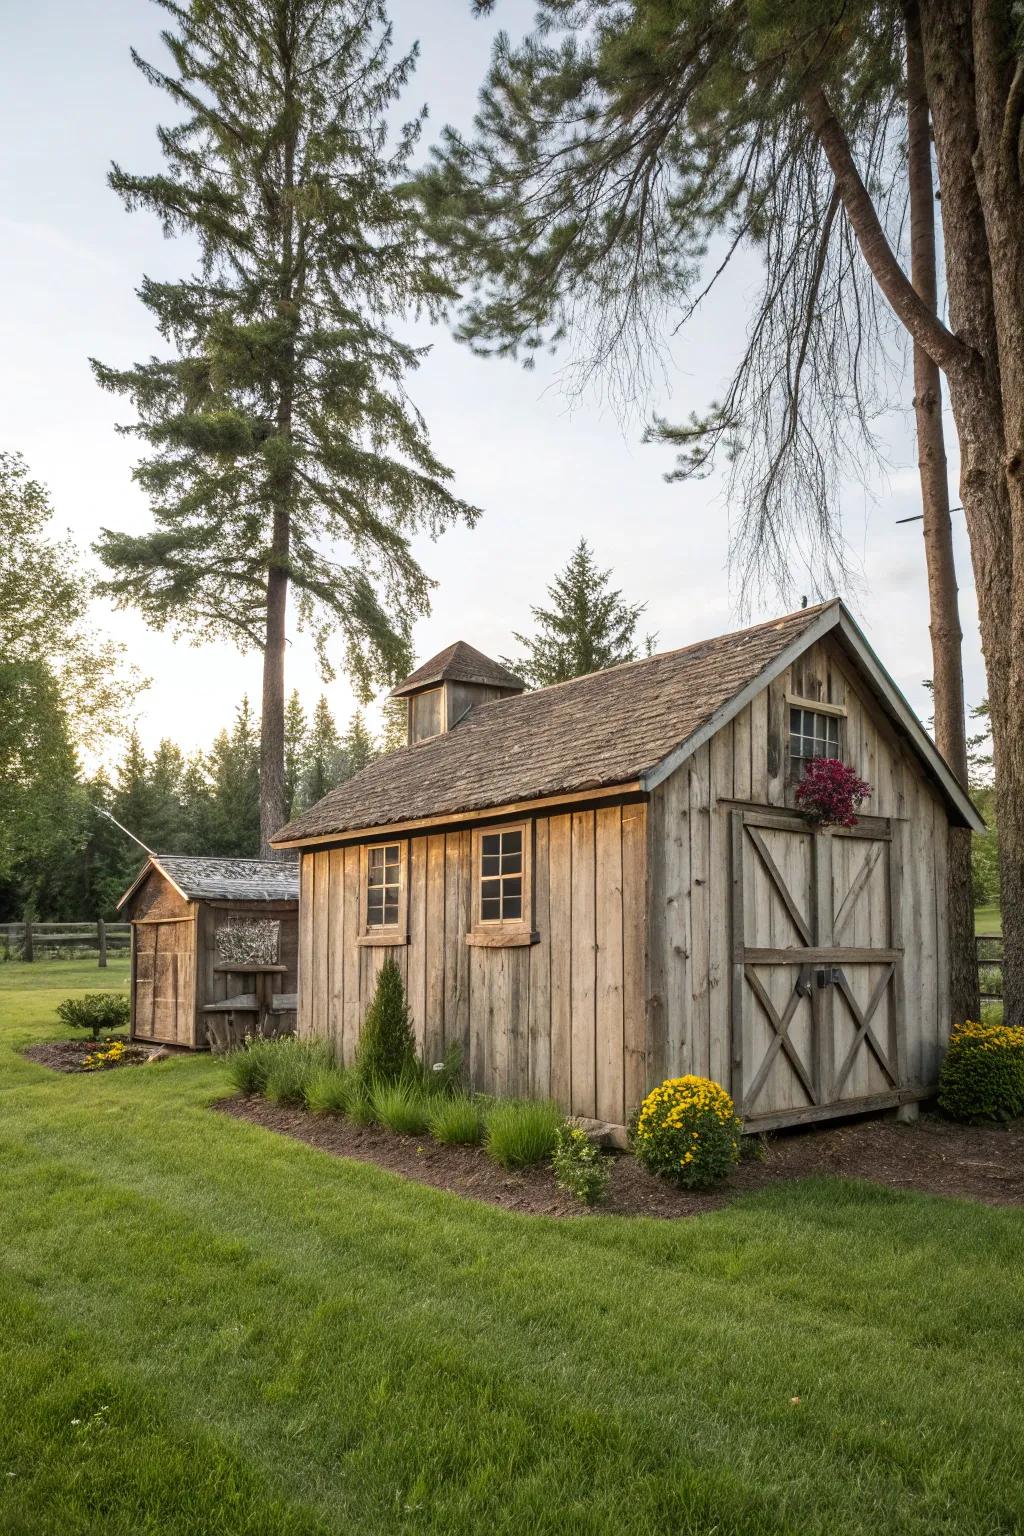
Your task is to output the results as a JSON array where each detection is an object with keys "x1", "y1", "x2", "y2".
[
  {"x1": 1, "y1": 920, "x2": 131, "y2": 967},
  {"x1": 976, "y1": 933, "x2": 1003, "y2": 1003}
]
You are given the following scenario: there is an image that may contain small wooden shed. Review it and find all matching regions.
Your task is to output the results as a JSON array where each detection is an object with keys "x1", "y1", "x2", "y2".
[
  {"x1": 272, "y1": 605, "x2": 983, "y2": 1133},
  {"x1": 118, "y1": 855, "x2": 299, "y2": 1049}
]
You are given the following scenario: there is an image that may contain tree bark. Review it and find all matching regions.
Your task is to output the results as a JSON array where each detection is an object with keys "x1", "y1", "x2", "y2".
[{"x1": 905, "y1": 0, "x2": 978, "y2": 1024}]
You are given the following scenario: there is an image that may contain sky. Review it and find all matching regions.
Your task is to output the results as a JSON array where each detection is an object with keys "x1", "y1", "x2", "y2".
[{"x1": 0, "y1": 0, "x2": 985, "y2": 763}]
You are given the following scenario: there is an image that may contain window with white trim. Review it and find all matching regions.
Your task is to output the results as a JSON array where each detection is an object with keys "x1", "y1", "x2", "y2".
[
  {"x1": 789, "y1": 705, "x2": 841, "y2": 762},
  {"x1": 365, "y1": 843, "x2": 402, "y2": 929}
]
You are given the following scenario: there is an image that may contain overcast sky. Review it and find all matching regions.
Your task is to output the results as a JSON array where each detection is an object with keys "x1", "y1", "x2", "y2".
[{"x1": 0, "y1": 0, "x2": 984, "y2": 761}]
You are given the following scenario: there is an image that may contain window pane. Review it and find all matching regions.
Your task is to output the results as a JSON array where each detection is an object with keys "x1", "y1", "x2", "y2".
[
  {"x1": 481, "y1": 879, "x2": 501, "y2": 902},
  {"x1": 384, "y1": 844, "x2": 400, "y2": 866},
  {"x1": 384, "y1": 893, "x2": 399, "y2": 922},
  {"x1": 502, "y1": 894, "x2": 522, "y2": 920},
  {"x1": 501, "y1": 850, "x2": 522, "y2": 874},
  {"x1": 501, "y1": 830, "x2": 522, "y2": 855},
  {"x1": 502, "y1": 877, "x2": 522, "y2": 901},
  {"x1": 481, "y1": 852, "x2": 500, "y2": 877},
  {"x1": 369, "y1": 847, "x2": 384, "y2": 870},
  {"x1": 481, "y1": 896, "x2": 501, "y2": 921},
  {"x1": 482, "y1": 833, "x2": 500, "y2": 857},
  {"x1": 367, "y1": 891, "x2": 383, "y2": 922}
]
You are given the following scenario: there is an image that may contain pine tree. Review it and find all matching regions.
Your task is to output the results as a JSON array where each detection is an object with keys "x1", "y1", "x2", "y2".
[
  {"x1": 283, "y1": 690, "x2": 307, "y2": 818},
  {"x1": 378, "y1": 696, "x2": 408, "y2": 756},
  {"x1": 503, "y1": 540, "x2": 651, "y2": 688},
  {"x1": 92, "y1": 0, "x2": 479, "y2": 855},
  {"x1": 340, "y1": 710, "x2": 375, "y2": 781},
  {"x1": 302, "y1": 696, "x2": 344, "y2": 808},
  {"x1": 203, "y1": 698, "x2": 261, "y2": 856}
]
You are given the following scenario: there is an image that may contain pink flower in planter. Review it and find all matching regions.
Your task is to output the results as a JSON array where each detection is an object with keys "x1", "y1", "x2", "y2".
[{"x1": 794, "y1": 758, "x2": 872, "y2": 828}]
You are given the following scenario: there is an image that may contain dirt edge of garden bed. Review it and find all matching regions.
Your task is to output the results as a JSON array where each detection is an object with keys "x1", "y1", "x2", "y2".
[{"x1": 214, "y1": 1095, "x2": 1024, "y2": 1219}]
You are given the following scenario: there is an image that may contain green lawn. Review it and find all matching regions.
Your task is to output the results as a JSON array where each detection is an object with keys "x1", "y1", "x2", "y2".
[
  {"x1": 2, "y1": 960, "x2": 1023, "y2": 1535},
  {"x1": 975, "y1": 903, "x2": 1002, "y2": 936}
]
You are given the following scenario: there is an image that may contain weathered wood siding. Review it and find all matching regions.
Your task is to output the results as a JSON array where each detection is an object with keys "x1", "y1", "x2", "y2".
[
  {"x1": 297, "y1": 801, "x2": 649, "y2": 1119},
  {"x1": 647, "y1": 634, "x2": 952, "y2": 1109}
]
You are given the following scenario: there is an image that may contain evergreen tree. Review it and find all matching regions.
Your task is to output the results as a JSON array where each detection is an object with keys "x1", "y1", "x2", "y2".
[
  {"x1": 503, "y1": 540, "x2": 651, "y2": 688},
  {"x1": 301, "y1": 696, "x2": 344, "y2": 809},
  {"x1": 92, "y1": 0, "x2": 479, "y2": 855},
  {"x1": 340, "y1": 710, "x2": 375, "y2": 781},
  {"x1": 378, "y1": 696, "x2": 409, "y2": 756},
  {"x1": 202, "y1": 698, "x2": 261, "y2": 856},
  {"x1": 283, "y1": 690, "x2": 307, "y2": 819}
]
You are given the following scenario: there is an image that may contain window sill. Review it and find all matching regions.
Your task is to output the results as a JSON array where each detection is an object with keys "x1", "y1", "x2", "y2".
[
  {"x1": 356, "y1": 933, "x2": 409, "y2": 947},
  {"x1": 466, "y1": 929, "x2": 539, "y2": 949}
]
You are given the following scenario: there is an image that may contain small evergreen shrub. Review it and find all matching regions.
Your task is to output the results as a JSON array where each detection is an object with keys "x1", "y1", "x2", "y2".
[
  {"x1": 938, "y1": 1020, "x2": 1024, "y2": 1123},
  {"x1": 355, "y1": 957, "x2": 417, "y2": 1088},
  {"x1": 56, "y1": 992, "x2": 130, "y2": 1041},
  {"x1": 370, "y1": 1078, "x2": 431, "y2": 1136},
  {"x1": 304, "y1": 1064, "x2": 354, "y2": 1115},
  {"x1": 485, "y1": 1099, "x2": 564, "y2": 1169},
  {"x1": 428, "y1": 1093, "x2": 484, "y2": 1145},
  {"x1": 262, "y1": 1038, "x2": 332, "y2": 1106},
  {"x1": 551, "y1": 1121, "x2": 610, "y2": 1206},
  {"x1": 631, "y1": 1076, "x2": 741, "y2": 1189}
]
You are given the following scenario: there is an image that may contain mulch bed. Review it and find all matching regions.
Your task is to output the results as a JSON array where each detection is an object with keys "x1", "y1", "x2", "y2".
[
  {"x1": 22, "y1": 1037, "x2": 164, "y2": 1074},
  {"x1": 215, "y1": 1096, "x2": 1024, "y2": 1218}
]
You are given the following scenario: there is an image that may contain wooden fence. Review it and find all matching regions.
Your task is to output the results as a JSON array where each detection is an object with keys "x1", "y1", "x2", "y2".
[
  {"x1": 976, "y1": 933, "x2": 1003, "y2": 1003},
  {"x1": 0, "y1": 919, "x2": 131, "y2": 967}
]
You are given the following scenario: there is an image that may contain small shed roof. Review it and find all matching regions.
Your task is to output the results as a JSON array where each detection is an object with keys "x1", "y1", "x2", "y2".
[
  {"x1": 391, "y1": 641, "x2": 525, "y2": 698},
  {"x1": 118, "y1": 854, "x2": 299, "y2": 910},
  {"x1": 274, "y1": 600, "x2": 983, "y2": 845}
]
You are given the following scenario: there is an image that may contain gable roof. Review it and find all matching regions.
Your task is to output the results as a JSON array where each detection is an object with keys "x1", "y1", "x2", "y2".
[
  {"x1": 273, "y1": 601, "x2": 982, "y2": 848},
  {"x1": 117, "y1": 854, "x2": 299, "y2": 910},
  {"x1": 391, "y1": 641, "x2": 525, "y2": 698}
]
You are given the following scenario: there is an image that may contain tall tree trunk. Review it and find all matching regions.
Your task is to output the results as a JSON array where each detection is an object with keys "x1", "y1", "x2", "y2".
[
  {"x1": 260, "y1": 509, "x2": 289, "y2": 857},
  {"x1": 905, "y1": 0, "x2": 978, "y2": 1024}
]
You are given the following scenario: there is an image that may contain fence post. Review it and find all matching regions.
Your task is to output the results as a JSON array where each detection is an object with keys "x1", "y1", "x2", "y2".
[
  {"x1": 23, "y1": 916, "x2": 33, "y2": 964},
  {"x1": 97, "y1": 918, "x2": 108, "y2": 969}
]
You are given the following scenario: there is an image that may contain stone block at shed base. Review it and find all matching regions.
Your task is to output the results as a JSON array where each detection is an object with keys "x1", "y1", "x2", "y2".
[
  {"x1": 574, "y1": 1116, "x2": 630, "y2": 1150},
  {"x1": 893, "y1": 1101, "x2": 920, "y2": 1125}
]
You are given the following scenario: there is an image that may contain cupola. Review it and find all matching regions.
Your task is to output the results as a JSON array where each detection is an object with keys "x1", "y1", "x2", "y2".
[{"x1": 391, "y1": 642, "x2": 525, "y2": 746}]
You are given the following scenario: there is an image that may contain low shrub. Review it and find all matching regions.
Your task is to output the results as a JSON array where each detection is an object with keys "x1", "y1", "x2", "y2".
[
  {"x1": 428, "y1": 1093, "x2": 484, "y2": 1145},
  {"x1": 370, "y1": 1078, "x2": 431, "y2": 1136},
  {"x1": 355, "y1": 957, "x2": 417, "y2": 1088},
  {"x1": 56, "y1": 992, "x2": 130, "y2": 1041},
  {"x1": 304, "y1": 1064, "x2": 354, "y2": 1115},
  {"x1": 551, "y1": 1121, "x2": 610, "y2": 1206},
  {"x1": 485, "y1": 1098, "x2": 564, "y2": 1169},
  {"x1": 631, "y1": 1076, "x2": 741, "y2": 1189},
  {"x1": 938, "y1": 1019, "x2": 1024, "y2": 1123}
]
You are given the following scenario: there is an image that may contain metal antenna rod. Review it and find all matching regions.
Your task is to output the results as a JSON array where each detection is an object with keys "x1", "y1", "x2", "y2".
[
  {"x1": 895, "y1": 504, "x2": 964, "y2": 525},
  {"x1": 94, "y1": 806, "x2": 156, "y2": 857}
]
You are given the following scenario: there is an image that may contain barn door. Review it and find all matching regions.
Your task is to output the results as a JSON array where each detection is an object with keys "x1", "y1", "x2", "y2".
[{"x1": 730, "y1": 811, "x2": 903, "y2": 1125}]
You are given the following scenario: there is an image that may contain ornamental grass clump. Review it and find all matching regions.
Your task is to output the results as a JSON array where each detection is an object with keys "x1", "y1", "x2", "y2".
[
  {"x1": 551, "y1": 1121, "x2": 610, "y2": 1206},
  {"x1": 631, "y1": 1076, "x2": 741, "y2": 1189},
  {"x1": 794, "y1": 758, "x2": 871, "y2": 828},
  {"x1": 261, "y1": 1038, "x2": 332, "y2": 1106},
  {"x1": 428, "y1": 1093, "x2": 484, "y2": 1145},
  {"x1": 370, "y1": 1078, "x2": 431, "y2": 1136},
  {"x1": 304, "y1": 1064, "x2": 354, "y2": 1116},
  {"x1": 938, "y1": 1020, "x2": 1024, "y2": 1123},
  {"x1": 485, "y1": 1098, "x2": 564, "y2": 1169}
]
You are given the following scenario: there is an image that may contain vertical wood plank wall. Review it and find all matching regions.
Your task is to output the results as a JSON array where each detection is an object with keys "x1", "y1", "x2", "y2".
[
  {"x1": 297, "y1": 801, "x2": 648, "y2": 1120},
  {"x1": 647, "y1": 635, "x2": 952, "y2": 1094}
]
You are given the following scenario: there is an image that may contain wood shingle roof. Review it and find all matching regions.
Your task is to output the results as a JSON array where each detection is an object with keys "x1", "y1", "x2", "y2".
[
  {"x1": 275, "y1": 605, "x2": 833, "y2": 845},
  {"x1": 119, "y1": 855, "x2": 299, "y2": 908},
  {"x1": 390, "y1": 640, "x2": 525, "y2": 698}
]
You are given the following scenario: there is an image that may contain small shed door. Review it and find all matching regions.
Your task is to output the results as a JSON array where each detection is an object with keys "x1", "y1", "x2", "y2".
[
  {"x1": 131, "y1": 918, "x2": 195, "y2": 1045},
  {"x1": 730, "y1": 810, "x2": 903, "y2": 1124}
]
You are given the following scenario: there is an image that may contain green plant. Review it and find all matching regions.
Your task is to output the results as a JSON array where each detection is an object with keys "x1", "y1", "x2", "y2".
[
  {"x1": 354, "y1": 957, "x2": 417, "y2": 1088},
  {"x1": 938, "y1": 1020, "x2": 1024, "y2": 1123},
  {"x1": 484, "y1": 1098, "x2": 564, "y2": 1170},
  {"x1": 422, "y1": 1040, "x2": 465, "y2": 1097},
  {"x1": 263, "y1": 1038, "x2": 332, "y2": 1106},
  {"x1": 551, "y1": 1121, "x2": 610, "y2": 1205},
  {"x1": 428, "y1": 1093, "x2": 484, "y2": 1146},
  {"x1": 631, "y1": 1076, "x2": 741, "y2": 1189},
  {"x1": 226, "y1": 1035, "x2": 284, "y2": 1097},
  {"x1": 370, "y1": 1078, "x2": 431, "y2": 1136},
  {"x1": 347, "y1": 1079, "x2": 377, "y2": 1126},
  {"x1": 56, "y1": 991, "x2": 130, "y2": 1041},
  {"x1": 304, "y1": 1064, "x2": 354, "y2": 1116}
]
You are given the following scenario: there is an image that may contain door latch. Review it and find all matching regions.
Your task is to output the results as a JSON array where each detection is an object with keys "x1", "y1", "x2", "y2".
[{"x1": 815, "y1": 967, "x2": 844, "y2": 989}]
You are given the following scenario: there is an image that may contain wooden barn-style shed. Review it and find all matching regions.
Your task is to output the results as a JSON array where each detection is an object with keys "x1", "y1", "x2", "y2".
[
  {"x1": 273, "y1": 604, "x2": 983, "y2": 1133},
  {"x1": 118, "y1": 855, "x2": 299, "y2": 1049}
]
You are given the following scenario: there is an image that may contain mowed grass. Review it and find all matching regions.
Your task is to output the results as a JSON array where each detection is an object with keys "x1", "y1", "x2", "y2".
[
  {"x1": 2, "y1": 961, "x2": 1024, "y2": 1535},
  {"x1": 975, "y1": 903, "x2": 1002, "y2": 936}
]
